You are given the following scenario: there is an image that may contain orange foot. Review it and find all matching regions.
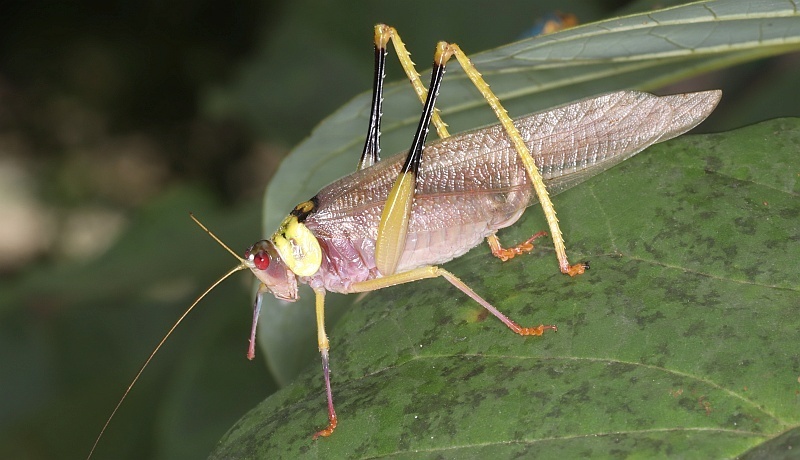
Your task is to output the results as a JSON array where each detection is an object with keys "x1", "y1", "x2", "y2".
[
  {"x1": 564, "y1": 261, "x2": 590, "y2": 277},
  {"x1": 488, "y1": 231, "x2": 548, "y2": 262},
  {"x1": 312, "y1": 415, "x2": 338, "y2": 440},
  {"x1": 509, "y1": 322, "x2": 558, "y2": 336}
]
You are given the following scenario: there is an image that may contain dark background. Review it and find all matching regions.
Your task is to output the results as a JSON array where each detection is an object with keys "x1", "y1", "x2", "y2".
[{"x1": 1, "y1": 1, "x2": 797, "y2": 459}]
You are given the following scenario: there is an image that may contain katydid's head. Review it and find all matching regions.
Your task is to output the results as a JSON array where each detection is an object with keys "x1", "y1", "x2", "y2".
[
  {"x1": 244, "y1": 239, "x2": 298, "y2": 301},
  {"x1": 243, "y1": 209, "x2": 322, "y2": 300},
  {"x1": 188, "y1": 213, "x2": 299, "y2": 302}
]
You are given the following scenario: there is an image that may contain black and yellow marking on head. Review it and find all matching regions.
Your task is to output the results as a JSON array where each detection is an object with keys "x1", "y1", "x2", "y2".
[
  {"x1": 272, "y1": 203, "x2": 322, "y2": 277},
  {"x1": 290, "y1": 197, "x2": 318, "y2": 223}
]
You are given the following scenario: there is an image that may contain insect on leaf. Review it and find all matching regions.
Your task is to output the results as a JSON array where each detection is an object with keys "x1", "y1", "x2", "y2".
[
  {"x1": 258, "y1": 0, "x2": 800, "y2": 390},
  {"x1": 216, "y1": 117, "x2": 800, "y2": 459}
]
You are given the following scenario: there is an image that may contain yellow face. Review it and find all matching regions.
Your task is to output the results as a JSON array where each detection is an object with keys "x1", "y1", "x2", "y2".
[{"x1": 271, "y1": 209, "x2": 322, "y2": 278}]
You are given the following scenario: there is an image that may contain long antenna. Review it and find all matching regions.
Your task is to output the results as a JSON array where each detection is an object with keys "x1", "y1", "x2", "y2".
[
  {"x1": 88, "y1": 214, "x2": 248, "y2": 459},
  {"x1": 190, "y1": 212, "x2": 246, "y2": 263}
]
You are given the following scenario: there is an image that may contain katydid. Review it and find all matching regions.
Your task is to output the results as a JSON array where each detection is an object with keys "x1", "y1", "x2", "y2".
[{"x1": 89, "y1": 24, "x2": 720, "y2": 456}]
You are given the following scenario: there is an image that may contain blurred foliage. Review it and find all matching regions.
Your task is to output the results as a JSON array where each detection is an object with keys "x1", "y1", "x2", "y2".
[{"x1": 0, "y1": 1, "x2": 798, "y2": 459}]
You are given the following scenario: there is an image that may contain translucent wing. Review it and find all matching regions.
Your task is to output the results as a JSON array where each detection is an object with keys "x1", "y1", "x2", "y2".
[
  {"x1": 306, "y1": 90, "x2": 721, "y2": 269},
  {"x1": 517, "y1": 90, "x2": 722, "y2": 195}
]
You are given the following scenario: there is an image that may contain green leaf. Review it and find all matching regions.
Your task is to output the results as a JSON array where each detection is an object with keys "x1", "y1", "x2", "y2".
[
  {"x1": 213, "y1": 120, "x2": 800, "y2": 456},
  {"x1": 259, "y1": 0, "x2": 800, "y2": 388}
]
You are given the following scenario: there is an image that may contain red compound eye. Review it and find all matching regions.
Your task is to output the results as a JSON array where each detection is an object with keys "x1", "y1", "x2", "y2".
[{"x1": 252, "y1": 252, "x2": 270, "y2": 270}]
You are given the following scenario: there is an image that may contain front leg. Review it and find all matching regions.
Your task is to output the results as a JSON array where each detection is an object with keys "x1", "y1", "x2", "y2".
[{"x1": 311, "y1": 288, "x2": 338, "y2": 439}]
